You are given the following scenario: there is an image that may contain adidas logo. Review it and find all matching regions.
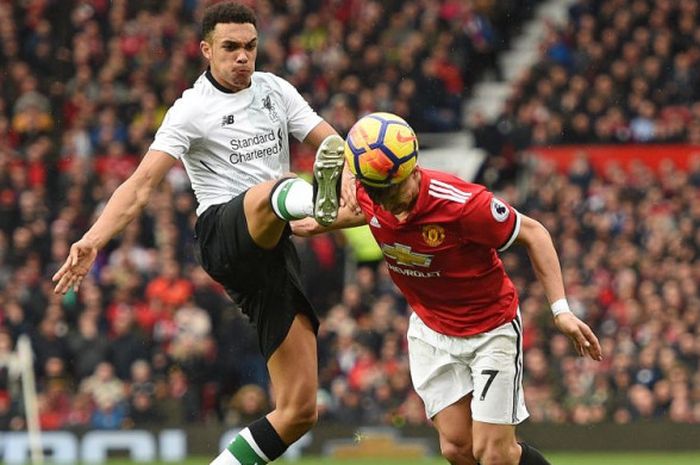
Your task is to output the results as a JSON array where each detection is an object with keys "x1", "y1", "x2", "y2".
[{"x1": 369, "y1": 216, "x2": 381, "y2": 228}]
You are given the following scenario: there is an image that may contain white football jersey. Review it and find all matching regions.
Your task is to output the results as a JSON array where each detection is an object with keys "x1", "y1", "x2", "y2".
[{"x1": 150, "y1": 70, "x2": 323, "y2": 215}]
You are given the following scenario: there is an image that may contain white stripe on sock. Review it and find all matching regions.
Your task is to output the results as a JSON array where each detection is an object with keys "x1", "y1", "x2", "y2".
[{"x1": 239, "y1": 429, "x2": 271, "y2": 463}]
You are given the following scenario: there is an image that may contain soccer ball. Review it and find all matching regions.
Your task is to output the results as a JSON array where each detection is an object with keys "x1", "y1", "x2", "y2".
[{"x1": 344, "y1": 112, "x2": 419, "y2": 187}]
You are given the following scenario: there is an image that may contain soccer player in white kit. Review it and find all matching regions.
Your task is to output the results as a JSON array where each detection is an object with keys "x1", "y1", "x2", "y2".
[
  {"x1": 294, "y1": 116, "x2": 603, "y2": 465},
  {"x1": 53, "y1": 3, "x2": 348, "y2": 465}
]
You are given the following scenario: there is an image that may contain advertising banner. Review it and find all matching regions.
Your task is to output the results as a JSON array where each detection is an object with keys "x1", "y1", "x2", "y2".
[{"x1": 529, "y1": 144, "x2": 700, "y2": 174}]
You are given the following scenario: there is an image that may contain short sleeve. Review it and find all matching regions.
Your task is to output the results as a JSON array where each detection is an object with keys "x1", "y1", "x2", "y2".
[
  {"x1": 459, "y1": 190, "x2": 521, "y2": 251},
  {"x1": 149, "y1": 97, "x2": 201, "y2": 159},
  {"x1": 275, "y1": 76, "x2": 323, "y2": 142}
]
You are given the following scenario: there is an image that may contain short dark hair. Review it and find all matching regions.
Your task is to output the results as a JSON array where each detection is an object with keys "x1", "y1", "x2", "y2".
[{"x1": 202, "y1": 2, "x2": 257, "y2": 40}]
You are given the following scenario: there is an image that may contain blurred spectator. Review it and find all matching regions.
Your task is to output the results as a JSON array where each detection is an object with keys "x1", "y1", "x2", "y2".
[
  {"x1": 0, "y1": 389, "x2": 20, "y2": 430},
  {"x1": 66, "y1": 310, "x2": 109, "y2": 380},
  {"x1": 91, "y1": 399, "x2": 128, "y2": 430},
  {"x1": 106, "y1": 306, "x2": 148, "y2": 380},
  {"x1": 146, "y1": 259, "x2": 193, "y2": 309},
  {"x1": 126, "y1": 360, "x2": 163, "y2": 427},
  {"x1": 126, "y1": 391, "x2": 164, "y2": 427},
  {"x1": 224, "y1": 384, "x2": 269, "y2": 427},
  {"x1": 79, "y1": 362, "x2": 125, "y2": 412}
]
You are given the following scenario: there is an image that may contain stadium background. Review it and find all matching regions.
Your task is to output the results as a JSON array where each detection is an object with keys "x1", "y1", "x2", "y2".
[{"x1": 0, "y1": 0, "x2": 699, "y2": 463}]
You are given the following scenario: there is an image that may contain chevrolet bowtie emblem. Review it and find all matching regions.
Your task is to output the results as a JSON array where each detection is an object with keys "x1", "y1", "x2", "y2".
[{"x1": 381, "y1": 243, "x2": 433, "y2": 267}]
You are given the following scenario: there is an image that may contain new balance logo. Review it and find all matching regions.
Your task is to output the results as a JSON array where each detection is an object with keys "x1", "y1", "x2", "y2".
[
  {"x1": 369, "y1": 216, "x2": 381, "y2": 228},
  {"x1": 221, "y1": 114, "x2": 235, "y2": 126}
]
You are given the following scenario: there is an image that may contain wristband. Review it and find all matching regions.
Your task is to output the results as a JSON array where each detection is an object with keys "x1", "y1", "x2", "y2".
[{"x1": 551, "y1": 298, "x2": 572, "y2": 317}]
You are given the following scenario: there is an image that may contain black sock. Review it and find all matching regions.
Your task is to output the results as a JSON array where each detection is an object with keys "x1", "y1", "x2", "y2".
[
  {"x1": 248, "y1": 416, "x2": 288, "y2": 462},
  {"x1": 518, "y1": 442, "x2": 551, "y2": 465},
  {"x1": 227, "y1": 416, "x2": 288, "y2": 464}
]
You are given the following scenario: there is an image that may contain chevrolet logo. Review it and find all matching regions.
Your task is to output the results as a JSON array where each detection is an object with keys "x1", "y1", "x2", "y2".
[{"x1": 381, "y1": 243, "x2": 433, "y2": 267}]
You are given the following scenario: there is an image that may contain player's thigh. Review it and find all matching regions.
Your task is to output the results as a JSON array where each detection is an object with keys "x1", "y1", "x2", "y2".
[
  {"x1": 266, "y1": 313, "x2": 318, "y2": 408},
  {"x1": 469, "y1": 318, "x2": 527, "y2": 426},
  {"x1": 407, "y1": 318, "x2": 473, "y2": 419},
  {"x1": 433, "y1": 394, "x2": 474, "y2": 452},
  {"x1": 243, "y1": 179, "x2": 287, "y2": 249}
]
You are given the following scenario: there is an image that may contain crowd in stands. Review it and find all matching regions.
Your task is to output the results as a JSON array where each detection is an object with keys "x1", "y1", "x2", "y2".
[
  {"x1": 1, "y1": 0, "x2": 699, "y2": 433},
  {"x1": 472, "y1": 0, "x2": 700, "y2": 189}
]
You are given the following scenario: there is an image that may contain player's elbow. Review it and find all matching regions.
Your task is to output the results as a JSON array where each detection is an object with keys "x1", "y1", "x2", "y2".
[{"x1": 516, "y1": 215, "x2": 552, "y2": 249}]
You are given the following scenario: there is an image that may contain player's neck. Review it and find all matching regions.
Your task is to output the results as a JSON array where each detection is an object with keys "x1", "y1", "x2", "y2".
[
  {"x1": 206, "y1": 67, "x2": 251, "y2": 93},
  {"x1": 392, "y1": 210, "x2": 411, "y2": 222}
]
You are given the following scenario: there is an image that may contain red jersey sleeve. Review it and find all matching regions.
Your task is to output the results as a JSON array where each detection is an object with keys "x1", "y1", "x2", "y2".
[{"x1": 459, "y1": 190, "x2": 521, "y2": 251}]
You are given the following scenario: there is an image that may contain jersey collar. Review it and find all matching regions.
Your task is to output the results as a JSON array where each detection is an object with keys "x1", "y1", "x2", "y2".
[{"x1": 205, "y1": 67, "x2": 253, "y2": 94}]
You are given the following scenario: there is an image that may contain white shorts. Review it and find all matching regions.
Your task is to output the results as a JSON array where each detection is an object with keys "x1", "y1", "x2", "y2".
[{"x1": 407, "y1": 311, "x2": 529, "y2": 424}]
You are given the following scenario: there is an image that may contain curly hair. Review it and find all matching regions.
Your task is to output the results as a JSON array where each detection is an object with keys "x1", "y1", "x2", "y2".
[{"x1": 202, "y1": 2, "x2": 257, "y2": 40}]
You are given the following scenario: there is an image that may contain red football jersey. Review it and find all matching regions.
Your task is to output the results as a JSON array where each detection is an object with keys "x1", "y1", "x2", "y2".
[{"x1": 356, "y1": 168, "x2": 520, "y2": 336}]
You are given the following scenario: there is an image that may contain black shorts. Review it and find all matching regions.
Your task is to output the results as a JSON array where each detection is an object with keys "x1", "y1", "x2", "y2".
[{"x1": 194, "y1": 192, "x2": 319, "y2": 360}]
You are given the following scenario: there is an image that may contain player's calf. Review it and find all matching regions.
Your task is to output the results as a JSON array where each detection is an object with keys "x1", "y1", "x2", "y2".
[{"x1": 312, "y1": 135, "x2": 344, "y2": 226}]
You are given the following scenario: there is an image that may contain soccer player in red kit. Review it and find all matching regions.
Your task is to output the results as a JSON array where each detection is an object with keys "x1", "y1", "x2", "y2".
[{"x1": 293, "y1": 113, "x2": 602, "y2": 465}]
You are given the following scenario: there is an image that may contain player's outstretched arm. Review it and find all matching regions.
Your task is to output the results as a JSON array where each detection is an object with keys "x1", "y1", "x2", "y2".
[
  {"x1": 52, "y1": 150, "x2": 176, "y2": 294},
  {"x1": 515, "y1": 214, "x2": 603, "y2": 361},
  {"x1": 291, "y1": 202, "x2": 366, "y2": 237}
]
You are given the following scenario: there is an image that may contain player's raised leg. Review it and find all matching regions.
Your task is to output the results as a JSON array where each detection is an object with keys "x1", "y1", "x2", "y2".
[
  {"x1": 243, "y1": 178, "x2": 310, "y2": 249},
  {"x1": 242, "y1": 135, "x2": 344, "y2": 248},
  {"x1": 433, "y1": 395, "x2": 478, "y2": 465}
]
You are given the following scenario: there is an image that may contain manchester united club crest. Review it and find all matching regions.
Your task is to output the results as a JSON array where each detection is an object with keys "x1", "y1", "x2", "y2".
[{"x1": 422, "y1": 224, "x2": 445, "y2": 247}]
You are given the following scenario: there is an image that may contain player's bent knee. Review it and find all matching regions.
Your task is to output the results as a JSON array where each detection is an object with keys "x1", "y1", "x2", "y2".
[
  {"x1": 440, "y1": 440, "x2": 475, "y2": 465},
  {"x1": 243, "y1": 180, "x2": 289, "y2": 248}
]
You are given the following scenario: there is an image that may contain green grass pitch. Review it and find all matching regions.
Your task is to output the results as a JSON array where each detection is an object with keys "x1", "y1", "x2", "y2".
[{"x1": 106, "y1": 451, "x2": 700, "y2": 465}]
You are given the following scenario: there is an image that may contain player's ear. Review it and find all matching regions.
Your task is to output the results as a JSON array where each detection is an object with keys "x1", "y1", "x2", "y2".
[{"x1": 200, "y1": 39, "x2": 212, "y2": 60}]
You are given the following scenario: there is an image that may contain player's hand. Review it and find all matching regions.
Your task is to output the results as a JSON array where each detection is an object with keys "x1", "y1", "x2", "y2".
[
  {"x1": 340, "y1": 169, "x2": 361, "y2": 215},
  {"x1": 291, "y1": 217, "x2": 321, "y2": 237},
  {"x1": 52, "y1": 238, "x2": 99, "y2": 294},
  {"x1": 554, "y1": 312, "x2": 603, "y2": 361}
]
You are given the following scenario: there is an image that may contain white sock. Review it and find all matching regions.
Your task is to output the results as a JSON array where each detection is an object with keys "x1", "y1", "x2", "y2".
[
  {"x1": 270, "y1": 178, "x2": 313, "y2": 220},
  {"x1": 209, "y1": 449, "x2": 240, "y2": 465}
]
